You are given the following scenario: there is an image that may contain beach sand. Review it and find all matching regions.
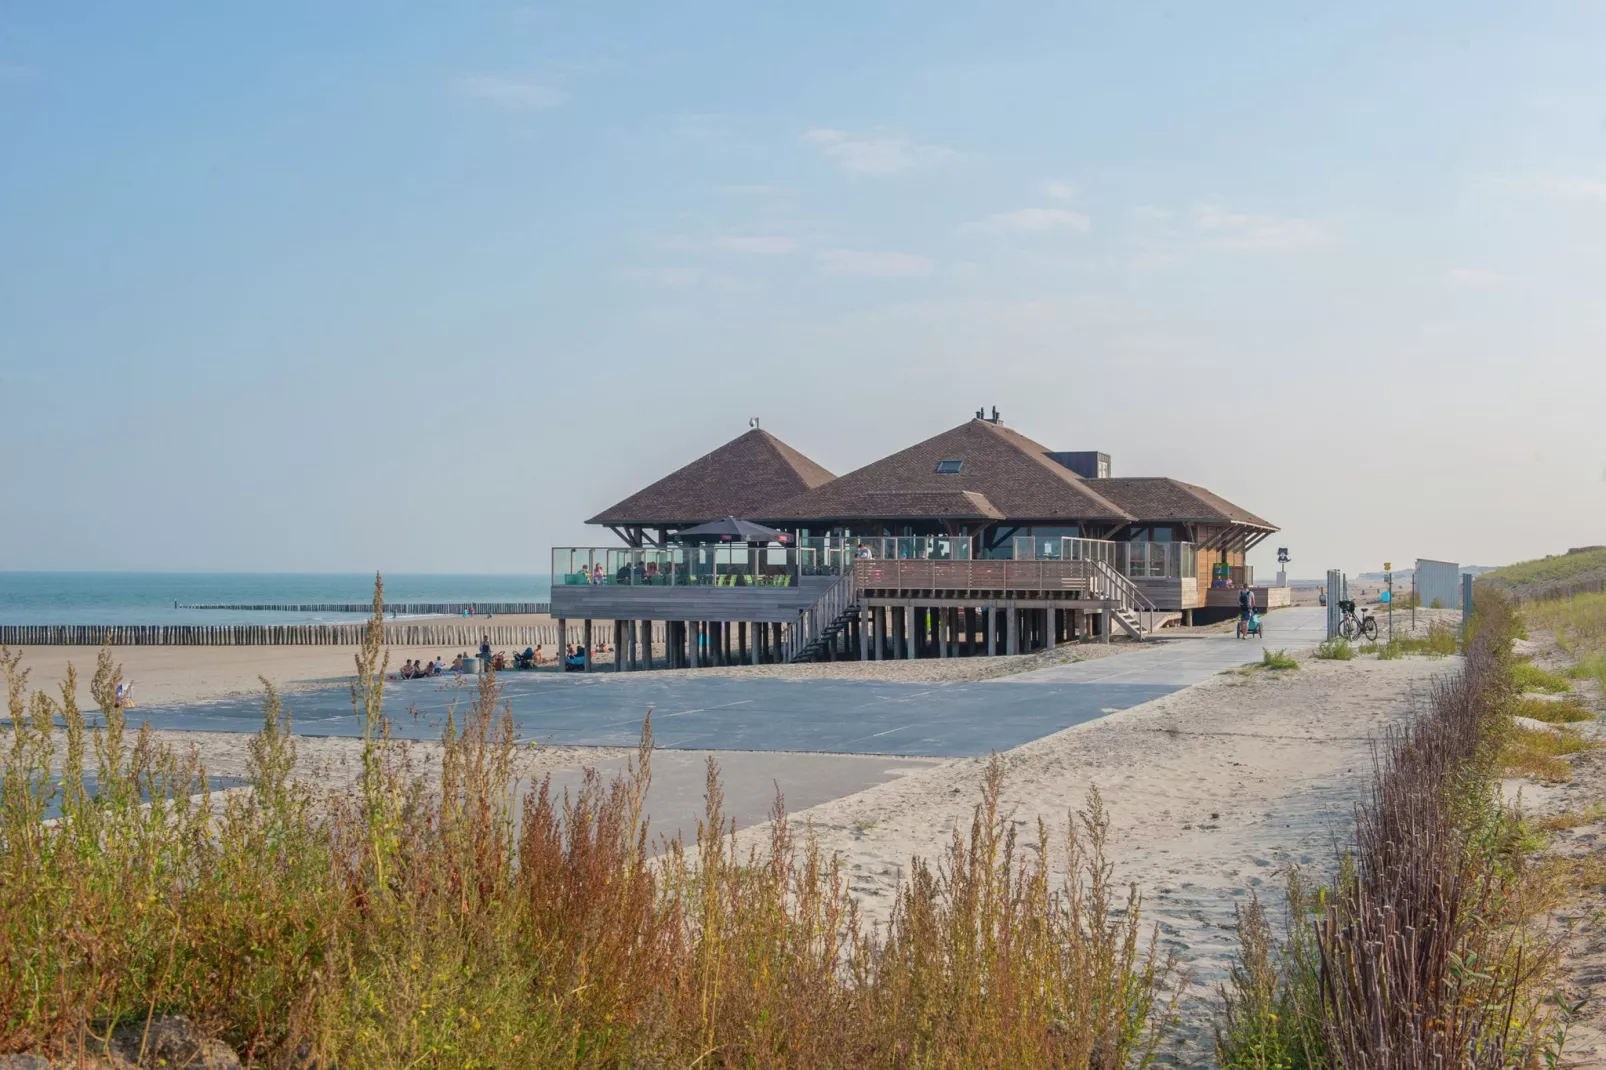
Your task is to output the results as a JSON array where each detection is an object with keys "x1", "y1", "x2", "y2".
[{"x1": 729, "y1": 651, "x2": 1459, "y2": 1060}]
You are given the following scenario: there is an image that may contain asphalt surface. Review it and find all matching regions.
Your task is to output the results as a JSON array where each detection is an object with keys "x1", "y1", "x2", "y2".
[{"x1": 120, "y1": 607, "x2": 1329, "y2": 758}]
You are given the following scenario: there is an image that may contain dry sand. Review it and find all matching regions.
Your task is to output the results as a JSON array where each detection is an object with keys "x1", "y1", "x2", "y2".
[{"x1": 732, "y1": 650, "x2": 1460, "y2": 1060}]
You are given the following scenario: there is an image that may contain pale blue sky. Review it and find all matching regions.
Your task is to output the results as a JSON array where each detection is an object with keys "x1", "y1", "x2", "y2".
[{"x1": 2, "y1": 2, "x2": 1603, "y2": 576}]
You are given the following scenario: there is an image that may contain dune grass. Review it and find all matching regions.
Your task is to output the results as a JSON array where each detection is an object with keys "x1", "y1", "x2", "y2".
[
  {"x1": 1482, "y1": 547, "x2": 1606, "y2": 590},
  {"x1": 1512, "y1": 694, "x2": 1594, "y2": 725},
  {"x1": 1513, "y1": 660, "x2": 1573, "y2": 694},
  {"x1": 1216, "y1": 590, "x2": 1565, "y2": 1069},
  {"x1": 1260, "y1": 649, "x2": 1299, "y2": 671},
  {"x1": 1314, "y1": 638, "x2": 1353, "y2": 661},
  {"x1": 0, "y1": 577, "x2": 1178, "y2": 1067}
]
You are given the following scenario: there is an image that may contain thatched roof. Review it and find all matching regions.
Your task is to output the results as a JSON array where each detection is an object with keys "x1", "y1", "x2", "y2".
[
  {"x1": 586, "y1": 429, "x2": 836, "y2": 528},
  {"x1": 761, "y1": 419, "x2": 1132, "y2": 524}
]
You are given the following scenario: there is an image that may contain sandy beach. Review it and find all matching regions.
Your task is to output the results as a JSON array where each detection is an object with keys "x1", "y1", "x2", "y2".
[{"x1": 729, "y1": 650, "x2": 1459, "y2": 1059}]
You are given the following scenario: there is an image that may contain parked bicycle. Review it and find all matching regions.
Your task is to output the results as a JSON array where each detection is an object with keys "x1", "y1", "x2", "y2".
[{"x1": 1336, "y1": 599, "x2": 1379, "y2": 641}]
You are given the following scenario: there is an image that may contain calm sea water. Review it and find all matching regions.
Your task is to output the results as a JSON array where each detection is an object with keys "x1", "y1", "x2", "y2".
[{"x1": 0, "y1": 573, "x2": 553, "y2": 626}]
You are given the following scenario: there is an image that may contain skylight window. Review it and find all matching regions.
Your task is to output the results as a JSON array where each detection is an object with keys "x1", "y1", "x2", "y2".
[{"x1": 934, "y1": 459, "x2": 963, "y2": 474}]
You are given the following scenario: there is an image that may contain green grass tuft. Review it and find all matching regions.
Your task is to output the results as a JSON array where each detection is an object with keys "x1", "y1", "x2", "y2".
[
  {"x1": 1260, "y1": 648, "x2": 1299, "y2": 671},
  {"x1": 1512, "y1": 661, "x2": 1572, "y2": 694},
  {"x1": 1315, "y1": 637, "x2": 1354, "y2": 661}
]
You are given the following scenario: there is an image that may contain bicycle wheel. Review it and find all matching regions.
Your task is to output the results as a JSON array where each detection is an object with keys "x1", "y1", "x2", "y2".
[
  {"x1": 1362, "y1": 617, "x2": 1379, "y2": 641},
  {"x1": 1338, "y1": 617, "x2": 1358, "y2": 641}
]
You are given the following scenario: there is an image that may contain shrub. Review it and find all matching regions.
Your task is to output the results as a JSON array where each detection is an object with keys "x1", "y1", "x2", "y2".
[
  {"x1": 1215, "y1": 868, "x2": 1325, "y2": 1070},
  {"x1": 1315, "y1": 590, "x2": 1559, "y2": 1067},
  {"x1": 1315, "y1": 638, "x2": 1354, "y2": 661}
]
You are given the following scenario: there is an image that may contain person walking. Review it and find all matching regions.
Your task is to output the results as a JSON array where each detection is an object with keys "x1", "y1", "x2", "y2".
[{"x1": 479, "y1": 634, "x2": 492, "y2": 669}]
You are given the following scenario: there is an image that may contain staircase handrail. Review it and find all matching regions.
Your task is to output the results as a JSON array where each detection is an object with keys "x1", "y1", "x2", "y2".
[
  {"x1": 1092, "y1": 559, "x2": 1157, "y2": 614},
  {"x1": 787, "y1": 567, "x2": 857, "y2": 661}
]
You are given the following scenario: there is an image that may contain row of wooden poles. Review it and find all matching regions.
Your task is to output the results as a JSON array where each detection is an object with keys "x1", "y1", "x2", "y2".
[
  {"x1": 172, "y1": 601, "x2": 552, "y2": 615},
  {"x1": 0, "y1": 624, "x2": 569, "y2": 648}
]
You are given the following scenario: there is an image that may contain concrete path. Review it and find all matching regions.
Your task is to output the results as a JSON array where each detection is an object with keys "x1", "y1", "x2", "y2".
[
  {"x1": 127, "y1": 608, "x2": 1329, "y2": 758},
  {"x1": 524, "y1": 750, "x2": 941, "y2": 850}
]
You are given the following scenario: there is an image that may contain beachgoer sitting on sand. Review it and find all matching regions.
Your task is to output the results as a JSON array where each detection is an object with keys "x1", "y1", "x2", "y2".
[
  {"x1": 450, "y1": 654, "x2": 463, "y2": 672},
  {"x1": 114, "y1": 680, "x2": 135, "y2": 709},
  {"x1": 399, "y1": 660, "x2": 413, "y2": 680}
]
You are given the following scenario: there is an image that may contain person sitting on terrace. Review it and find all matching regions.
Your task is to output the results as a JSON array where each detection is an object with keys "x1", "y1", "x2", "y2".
[{"x1": 591, "y1": 563, "x2": 604, "y2": 585}]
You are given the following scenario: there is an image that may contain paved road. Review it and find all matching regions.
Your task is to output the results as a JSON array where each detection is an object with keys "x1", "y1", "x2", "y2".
[{"x1": 125, "y1": 607, "x2": 1328, "y2": 758}]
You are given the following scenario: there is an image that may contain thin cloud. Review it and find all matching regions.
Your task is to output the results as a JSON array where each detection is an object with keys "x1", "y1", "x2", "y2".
[
  {"x1": 1041, "y1": 181, "x2": 1077, "y2": 201},
  {"x1": 817, "y1": 249, "x2": 935, "y2": 277},
  {"x1": 801, "y1": 128, "x2": 955, "y2": 177},
  {"x1": 960, "y1": 208, "x2": 1091, "y2": 235},
  {"x1": 1447, "y1": 268, "x2": 1501, "y2": 286},
  {"x1": 1194, "y1": 205, "x2": 1327, "y2": 251},
  {"x1": 455, "y1": 76, "x2": 568, "y2": 111},
  {"x1": 713, "y1": 235, "x2": 798, "y2": 254},
  {"x1": 1531, "y1": 176, "x2": 1606, "y2": 200}
]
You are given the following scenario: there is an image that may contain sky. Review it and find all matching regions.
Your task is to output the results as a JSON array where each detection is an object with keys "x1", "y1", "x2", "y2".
[{"x1": 2, "y1": 1, "x2": 1604, "y2": 578}]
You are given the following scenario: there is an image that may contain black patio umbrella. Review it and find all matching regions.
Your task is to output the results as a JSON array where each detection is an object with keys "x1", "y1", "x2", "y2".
[{"x1": 673, "y1": 516, "x2": 791, "y2": 545}]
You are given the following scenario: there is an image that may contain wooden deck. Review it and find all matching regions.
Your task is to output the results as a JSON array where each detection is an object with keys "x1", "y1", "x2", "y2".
[{"x1": 549, "y1": 577, "x2": 835, "y2": 623}]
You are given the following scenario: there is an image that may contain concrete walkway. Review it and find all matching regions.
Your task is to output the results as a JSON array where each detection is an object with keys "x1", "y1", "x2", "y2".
[{"x1": 129, "y1": 608, "x2": 1329, "y2": 758}]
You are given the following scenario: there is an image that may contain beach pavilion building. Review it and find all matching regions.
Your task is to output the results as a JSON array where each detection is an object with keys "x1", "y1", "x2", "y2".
[{"x1": 551, "y1": 413, "x2": 1279, "y2": 670}]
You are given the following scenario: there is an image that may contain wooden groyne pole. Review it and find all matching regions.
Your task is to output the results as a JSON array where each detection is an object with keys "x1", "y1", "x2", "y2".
[{"x1": 0, "y1": 624, "x2": 570, "y2": 648}]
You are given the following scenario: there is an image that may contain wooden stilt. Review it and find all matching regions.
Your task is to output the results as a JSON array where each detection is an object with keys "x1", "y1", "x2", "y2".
[{"x1": 583, "y1": 619, "x2": 593, "y2": 671}]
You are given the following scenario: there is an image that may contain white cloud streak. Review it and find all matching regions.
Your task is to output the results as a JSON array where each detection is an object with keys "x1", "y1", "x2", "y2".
[
  {"x1": 960, "y1": 207, "x2": 1091, "y2": 235},
  {"x1": 713, "y1": 235, "x2": 798, "y2": 254},
  {"x1": 817, "y1": 249, "x2": 935, "y2": 277},
  {"x1": 1040, "y1": 181, "x2": 1077, "y2": 201},
  {"x1": 801, "y1": 128, "x2": 955, "y2": 177},
  {"x1": 1194, "y1": 205, "x2": 1327, "y2": 251},
  {"x1": 455, "y1": 76, "x2": 568, "y2": 111}
]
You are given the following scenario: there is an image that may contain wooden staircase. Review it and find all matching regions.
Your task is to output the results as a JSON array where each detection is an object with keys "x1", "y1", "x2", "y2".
[
  {"x1": 784, "y1": 569, "x2": 860, "y2": 663},
  {"x1": 1091, "y1": 559, "x2": 1157, "y2": 640},
  {"x1": 784, "y1": 556, "x2": 1162, "y2": 662}
]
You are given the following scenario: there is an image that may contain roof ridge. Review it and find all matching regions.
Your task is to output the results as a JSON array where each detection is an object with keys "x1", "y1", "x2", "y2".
[{"x1": 973, "y1": 419, "x2": 1133, "y2": 517}]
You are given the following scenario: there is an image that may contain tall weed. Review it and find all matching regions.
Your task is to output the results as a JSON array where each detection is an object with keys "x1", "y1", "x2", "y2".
[{"x1": 0, "y1": 576, "x2": 1177, "y2": 1067}]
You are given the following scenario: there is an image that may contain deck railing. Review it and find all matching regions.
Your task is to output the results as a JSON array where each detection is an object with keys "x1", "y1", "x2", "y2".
[{"x1": 552, "y1": 535, "x2": 1195, "y2": 589}]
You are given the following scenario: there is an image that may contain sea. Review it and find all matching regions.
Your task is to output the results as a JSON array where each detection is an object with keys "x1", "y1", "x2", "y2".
[{"x1": 0, "y1": 573, "x2": 553, "y2": 626}]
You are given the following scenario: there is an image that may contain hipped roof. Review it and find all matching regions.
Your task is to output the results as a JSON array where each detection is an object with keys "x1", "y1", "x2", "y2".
[
  {"x1": 1090, "y1": 478, "x2": 1277, "y2": 529},
  {"x1": 586, "y1": 429, "x2": 836, "y2": 527},
  {"x1": 762, "y1": 419, "x2": 1132, "y2": 524}
]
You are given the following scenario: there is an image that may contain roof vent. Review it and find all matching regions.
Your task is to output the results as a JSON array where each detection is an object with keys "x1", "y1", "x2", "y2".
[{"x1": 973, "y1": 405, "x2": 1002, "y2": 424}]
